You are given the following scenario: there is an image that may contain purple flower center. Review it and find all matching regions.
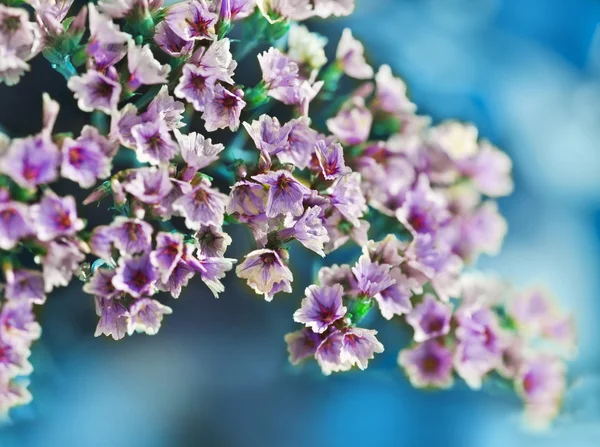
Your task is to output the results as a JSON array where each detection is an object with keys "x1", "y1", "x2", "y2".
[
  {"x1": 409, "y1": 212, "x2": 426, "y2": 232},
  {"x1": 276, "y1": 175, "x2": 292, "y2": 191},
  {"x1": 421, "y1": 353, "x2": 440, "y2": 373},
  {"x1": 146, "y1": 133, "x2": 164, "y2": 151},
  {"x1": 194, "y1": 188, "x2": 209, "y2": 204},
  {"x1": 68, "y1": 147, "x2": 85, "y2": 167},
  {"x1": 1, "y1": 15, "x2": 20, "y2": 34},
  {"x1": 190, "y1": 74, "x2": 207, "y2": 90},
  {"x1": 425, "y1": 317, "x2": 445, "y2": 333},
  {"x1": 523, "y1": 373, "x2": 537, "y2": 394},
  {"x1": 132, "y1": 270, "x2": 148, "y2": 287},
  {"x1": 318, "y1": 303, "x2": 337, "y2": 324},
  {"x1": 94, "y1": 80, "x2": 114, "y2": 99},
  {"x1": 22, "y1": 162, "x2": 40, "y2": 181},
  {"x1": 260, "y1": 253, "x2": 277, "y2": 266},
  {"x1": 186, "y1": 15, "x2": 210, "y2": 37},
  {"x1": 0, "y1": 208, "x2": 17, "y2": 223},
  {"x1": 222, "y1": 95, "x2": 238, "y2": 110},
  {"x1": 125, "y1": 223, "x2": 140, "y2": 241}
]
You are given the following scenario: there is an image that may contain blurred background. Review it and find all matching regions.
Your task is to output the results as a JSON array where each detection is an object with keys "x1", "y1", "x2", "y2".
[{"x1": 1, "y1": 0, "x2": 600, "y2": 445}]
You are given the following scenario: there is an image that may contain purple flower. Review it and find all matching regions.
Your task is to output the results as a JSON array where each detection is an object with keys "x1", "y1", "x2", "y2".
[
  {"x1": 175, "y1": 130, "x2": 224, "y2": 180},
  {"x1": 328, "y1": 172, "x2": 367, "y2": 227},
  {"x1": 172, "y1": 179, "x2": 228, "y2": 230},
  {"x1": 318, "y1": 264, "x2": 358, "y2": 291},
  {"x1": 235, "y1": 248, "x2": 293, "y2": 301},
  {"x1": 91, "y1": 217, "x2": 153, "y2": 259},
  {"x1": 313, "y1": 0, "x2": 354, "y2": 18},
  {"x1": 314, "y1": 140, "x2": 351, "y2": 180},
  {"x1": 315, "y1": 330, "x2": 351, "y2": 375},
  {"x1": 61, "y1": 127, "x2": 114, "y2": 188},
  {"x1": 280, "y1": 206, "x2": 329, "y2": 256},
  {"x1": 190, "y1": 38, "x2": 237, "y2": 84},
  {"x1": 150, "y1": 232, "x2": 184, "y2": 283},
  {"x1": 276, "y1": 117, "x2": 318, "y2": 169},
  {"x1": 127, "y1": 42, "x2": 171, "y2": 90},
  {"x1": 0, "y1": 336, "x2": 32, "y2": 377},
  {"x1": 42, "y1": 239, "x2": 86, "y2": 292},
  {"x1": 362, "y1": 234, "x2": 404, "y2": 266},
  {"x1": 0, "y1": 300, "x2": 41, "y2": 344},
  {"x1": 285, "y1": 328, "x2": 324, "y2": 365},
  {"x1": 98, "y1": 0, "x2": 161, "y2": 19},
  {"x1": 406, "y1": 294, "x2": 452, "y2": 342},
  {"x1": 166, "y1": 0, "x2": 217, "y2": 41},
  {"x1": 351, "y1": 254, "x2": 395, "y2": 298},
  {"x1": 293, "y1": 284, "x2": 346, "y2": 333},
  {"x1": 258, "y1": 47, "x2": 299, "y2": 92},
  {"x1": 0, "y1": 379, "x2": 33, "y2": 413},
  {"x1": 156, "y1": 244, "x2": 196, "y2": 298},
  {"x1": 341, "y1": 327, "x2": 384, "y2": 370},
  {"x1": 67, "y1": 69, "x2": 122, "y2": 114},
  {"x1": 174, "y1": 63, "x2": 216, "y2": 112},
  {"x1": 202, "y1": 85, "x2": 246, "y2": 132},
  {"x1": 374, "y1": 65, "x2": 416, "y2": 115},
  {"x1": 94, "y1": 296, "x2": 129, "y2": 340},
  {"x1": 396, "y1": 175, "x2": 449, "y2": 236},
  {"x1": 459, "y1": 141, "x2": 513, "y2": 197},
  {"x1": 127, "y1": 298, "x2": 173, "y2": 336},
  {"x1": 1, "y1": 134, "x2": 60, "y2": 188},
  {"x1": 5, "y1": 269, "x2": 45, "y2": 305},
  {"x1": 375, "y1": 268, "x2": 413, "y2": 320},
  {"x1": 187, "y1": 253, "x2": 235, "y2": 298},
  {"x1": 429, "y1": 120, "x2": 479, "y2": 161},
  {"x1": 195, "y1": 225, "x2": 232, "y2": 257},
  {"x1": 324, "y1": 213, "x2": 370, "y2": 254},
  {"x1": 257, "y1": 0, "x2": 313, "y2": 23},
  {"x1": 509, "y1": 288, "x2": 555, "y2": 337},
  {"x1": 111, "y1": 103, "x2": 143, "y2": 149},
  {"x1": 83, "y1": 267, "x2": 120, "y2": 300},
  {"x1": 144, "y1": 85, "x2": 186, "y2": 131},
  {"x1": 398, "y1": 340, "x2": 454, "y2": 388},
  {"x1": 87, "y1": 4, "x2": 129, "y2": 69},
  {"x1": 131, "y1": 119, "x2": 179, "y2": 165},
  {"x1": 123, "y1": 167, "x2": 173, "y2": 205},
  {"x1": 32, "y1": 190, "x2": 84, "y2": 241},
  {"x1": 326, "y1": 98, "x2": 372, "y2": 145},
  {"x1": 243, "y1": 115, "x2": 292, "y2": 156},
  {"x1": 0, "y1": 199, "x2": 33, "y2": 250},
  {"x1": 227, "y1": 180, "x2": 266, "y2": 216},
  {"x1": 336, "y1": 28, "x2": 373, "y2": 79},
  {"x1": 252, "y1": 170, "x2": 310, "y2": 218},
  {"x1": 112, "y1": 253, "x2": 158, "y2": 298},
  {"x1": 154, "y1": 20, "x2": 194, "y2": 57}
]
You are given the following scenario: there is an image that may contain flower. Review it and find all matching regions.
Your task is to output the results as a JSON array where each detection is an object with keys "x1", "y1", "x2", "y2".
[
  {"x1": 172, "y1": 179, "x2": 228, "y2": 230},
  {"x1": 166, "y1": 0, "x2": 217, "y2": 41},
  {"x1": 275, "y1": 116, "x2": 318, "y2": 169},
  {"x1": 326, "y1": 97, "x2": 372, "y2": 145},
  {"x1": 287, "y1": 24, "x2": 328, "y2": 70},
  {"x1": 0, "y1": 300, "x2": 41, "y2": 343},
  {"x1": 396, "y1": 175, "x2": 449, "y2": 236},
  {"x1": 202, "y1": 85, "x2": 246, "y2": 132},
  {"x1": 257, "y1": 0, "x2": 313, "y2": 23},
  {"x1": 293, "y1": 284, "x2": 346, "y2": 333},
  {"x1": 340, "y1": 327, "x2": 384, "y2": 370},
  {"x1": 315, "y1": 330, "x2": 351, "y2": 375},
  {"x1": 41, "y1": 239, "x2": 86, "y2": 292},
  {"x1": 191, "y1": 38, "x2": 237, "y2": 84},
  {"x1": 374, "y1": 65, "x2": 416, "y2": 115},
  {"x1": 329, "y1": 172, "x2": 367, "y2": 227},
  {"x1": 175, "y1": 130, "x2": 224, "y2": 180},
  {"x1": 187, "y1": 253, "x2": 235, "y2": 297},
  {"x1": 122, "y1": 166, "x2": 173, "y2": 205},
  {"x1": 375, "y1": 268, "x2": 413, "y2": 320},
  {"x1": 94, "y1": 296, "x2": 129, "y2": 340},
  {"x1": 150, "y1": 232, "x2": 184, "y2": 283},
  {"x1": 258, "y1": 47, "x2": 299, "y2": 92},
  {"x1": 280, "y1": 206, "x2": 329, "y2": 256},
  {"x1": 195, "y1": 225, "x2": 232, "y2": 258},
  {"x1": 91, "y1": 217, "x2": 153, "y2": 259},
  {"x1": 398, "y1": 340, "x2": 454, "y2": 388},
  {"x1": 351, "y1": 254, "x2": 395, "y2": 298},
  {"x1": 252, "y1": 170, "x2": 310, "y2": 218},
  {"x1": 313, "y1": 0, "x2": 354, "y2": 18},
  {"x1": 243, "y1": 115, "x2": 292, "y2": 156},
  {"x1": 0, "y1": 199, "x2": 33, "y2": 250},
  {"x1": 285, "y1": 328, "x2": 324, "y2": 365},
  {"x1": 131, "y1": 119, "x2": 180, "y2": 165},
  {"x1": 127, "y1": 298, "x2": 173, "y2": 336},
  {"x1": 154, "y1": 20, "x2": 194, "y2": 58},
  {"x1": 459, "y1": 140, "x2": 513, "y2": 197},
  {"x1": 429, "y1": 120, "x2": 479, "y2": 161},
  {"x1": 227, "y1": 180, "x2": 266, "y2": 216},
  {"x1": 127, "y1": 42, "x2": 171, "y2": 90},
  {"x1": 67, "y1": 69, "x2": 122, "y2": 114},
  {"x1": 83, "y1": 267, "x2": 120, "y2": 300},
  {"x1": 1, "y1": 134, "x2": 60, "y2": 188},
  {"x1": 61, "y1": 127, "x2": 114, "y2": 188},
  {"x1": 236, "y1": 248, "x2": 293, "y2": 301},
  {"x1": 314, "y1": 140, "x2": 351, "y2": 180},
  {"x1": 112, "y1": 253, "x2": 158, "y2": 298},
  {"x1": 174, "y1": 63, "x2": 216, "y2": 112},
  {"x1": 32, "y1": 190, "x2": 84, "y2": 241},
  {"x1": 406, "y1": 294, "x2": 452, "y2": 342},
  {"x1": 87, "y1": 4, "x2": 129, "y2": 69},
  {"x1": 144, "y1": 85, "x2": 186, "y2": 130},
  {"x1": 4, "y1": 269, "x2": 45, "y2": 305},
  {"x1": 336, "y1": 28, "x2": 373, "y2": 79}
]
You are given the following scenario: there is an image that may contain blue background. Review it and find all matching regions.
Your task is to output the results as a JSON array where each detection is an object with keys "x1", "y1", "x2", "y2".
[{"x1": 1, "y1": 0, "x2": 600, "y2": 445}]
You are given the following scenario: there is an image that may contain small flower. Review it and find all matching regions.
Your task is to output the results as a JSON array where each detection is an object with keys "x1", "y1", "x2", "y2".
[
  {"x1": 293, "y1": 284, "x2": 346, "y2": 333},
  {"x1": 150, "y1": 232, "x2": 184, "y2": 283},
  {"x1": 174, "y1": 63, "x2": 216, "y2": 112},
  {"x1": 175, "y1": 130, "x2": 224, "y2": 179},
  {"x1": 0, "y1": 300, "x2": 41, "y2": 343},
  {"x1": 191, "y1": 38, "x2": 237, "y2": 84},
  {"x1": 0, "y1": 199, "x2": 33, "y2": 250},
  {"x1": 112, "y1": 253, "x2": 158, "y2": 298},
  {"x1": 326, "y1": 97, "x2": 372, "y2": 145},
  {"x1": 374, "y1": 65, "x2": 416, "y2": 115},
  {"x1": 459, "y1": 140, "x2": 513, "y2": 198},
  {"x1": 227, "y1": 180, "x2": 266, "y2": 216},
  {"x1": 258, "y1": 47, "x2": 299, "y2": 91},
  {"x1": 252, "y1": 170, "x2": 310, "y2": 218},
  {"x1": 131, "y1": 119, "x2": 180, "y2": 165},
  {"x1": 41, "y1": 239, "x2": 86, "y2": 292},
  {"x1": 276, "y1": 116, "x2": 318, "y2": 169},
  {"x1": 127, "y1": 298, "x2": 173, "y2": 336},
  {"x1": 172, "y1": 179, "x2": 228, "y2": 230},
  {"x1": 215, "y1": 0, "x2": 256, "y2": 21},
  {"x1": 202, "y1": 85, "x2": 246, "y2": 132},
  {"x1": 123, "y1": 166, "x2": 173, "y2": 205},
  {"x1": 154, "y1": 20, "x2": 194, "y2": 58},
  {"x1": 94, "y1": 296, "x2": 129, "y2": 340},
  {"x1": 257, "y1": 0, "x2": 313, "y2": 23},
  {"x1": 396, "y1": 175, "x2": 449, "y2": 236},
  {"x1": 87, "y1": 4, "x2": 129, "y2": 69},
  {"x1": 329, "y1": 172, "x2": 367, "y2": 227},
  {"x1": 398, "y1": 340, "x2": 454, "y2": 388},
  {"x1": 187, "y1": 253, "x2": 235, "y2": 298},
  {"x1": 351, "y1": 254, "x2": 396, "y2": 298},
  {"x1": 336, "y1": 28, "x2": 373, "y2": 79},
  {"x1": 83, "y1": 267, "x2": 120, "y2": 300},
  {"x1": 341, "y1": 327, "x2": 384, "y2": 370},
  {"x1": 0, "y1": 336, "x2": 32, "y2": 377},
  {"x1": 111, "y1": 103, "x2": 143, "y2": 148},
  {"x1": 127, "y1": 42, "x2": 171, "y2": 90},
  {"x1": 144, "y1": 85, "x2": 186, "y2": 131},
  {"x1": 32, "y1": 190, "x2": 84, "y2": 241},
  {"x1": 166, "y1": 0, "x2": 217, "y2": 41},
  {"x1": 91, "y1": 217, "x2": 153, "y2": 259},
  {"x1": 195, "y1": 225, "x2": 232, "y2": 257},
  {"x1": 1, "y1": 134, "x2": 60, "y2": 188},
  {"x1": 375, "y1": 268, "x2": 413, "y2": 320},
  {"x1": 314, "y1": 140, "x2": 351, "y2": 180},
  {"x1": 315, "y1": 330, "x2": 352, "y2": 375},
  {"x1": 243, "y1": 115, "x2": 292, "y2": 156},
  {"x1": 4, "y1": 269, "x2": 45, "y2": 305},
  {"x1": 429, "y1": 120, "x2": 479, "y2": 161},
  {"x1": 68, "y1": 69, "x2": 122, "y2": 114},
  {"x1": 236, "y1": 248, "x2": 293, "y2": 301},
  {"x1": 406, "y1": 294, "x2": 452, "y2": 342},
  {"x1": 280, "y1": 206, "x2": 329, "y2": 256},
  {"x1": 313, "y1": 0, "x2": 354, "y2": 18},
  {"x1": 61, "y1": 127, "x2": 114, "y2": 188},
  {"x1": 287, "y1": 24, "x2": 328, "y2": 70},
  {"x1": 285, "y1": 328, "x2": 324, "y2": 365}
]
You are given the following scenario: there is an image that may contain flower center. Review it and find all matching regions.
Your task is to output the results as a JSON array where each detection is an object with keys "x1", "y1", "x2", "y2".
[{"x1": 422, "y1": 354, "x2": 440, "y2": 373}]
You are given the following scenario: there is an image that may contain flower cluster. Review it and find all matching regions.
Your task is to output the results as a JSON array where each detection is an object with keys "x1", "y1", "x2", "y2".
[{"x1": 0, "y1": 0, "x2": 576, "y2": 428}]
